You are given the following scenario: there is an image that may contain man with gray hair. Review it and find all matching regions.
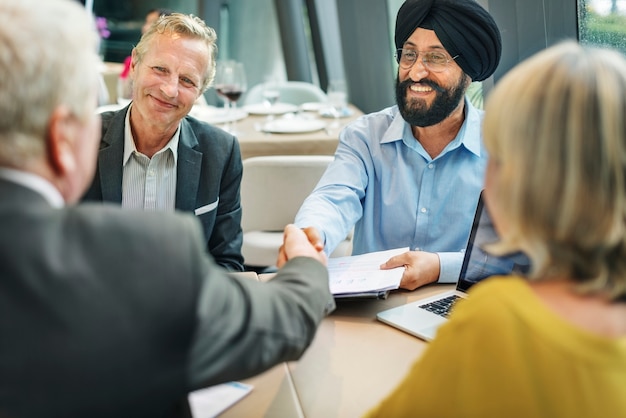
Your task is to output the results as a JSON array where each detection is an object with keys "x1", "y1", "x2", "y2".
[
  {"x1": 83, "y1": 12, "x2": 244, "y2": 272},
  {"x1": 0, "y1": 0, "x2": 333, "y2": 416}
]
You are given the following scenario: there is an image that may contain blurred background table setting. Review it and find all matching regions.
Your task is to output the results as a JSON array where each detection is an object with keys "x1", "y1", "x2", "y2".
[{"x1": 97, "y1": 60, "x2": 363, "y2": 160}]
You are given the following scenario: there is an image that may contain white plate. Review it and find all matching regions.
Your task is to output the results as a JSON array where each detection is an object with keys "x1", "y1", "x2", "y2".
[
  {"x1": 244, "y1": 102, "x2": 299, "y2": 115},
  {"x1": 300, "y1": 102, "x2": 329, "y2": 112},
  {"x1": 262, "y1": 118, "x2": 327, "y2": 134},
  {"x1": 319, "y1": 106, "x2": 354, "y2": 118},
  {"x1": 189, "y1": 105, "x2": 248, "y2": 124}
]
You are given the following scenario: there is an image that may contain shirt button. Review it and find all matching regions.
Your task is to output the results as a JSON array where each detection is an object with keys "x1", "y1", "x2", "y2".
[
  {"x1": 148, "y1": 170, "x2": 155, "y2": 176},
  {"x1": 428, "y1": 163, "x2": 434, "y2": 169},
  {"x1": 420, "y1": 207, "x2": 427, "y2": 213}
]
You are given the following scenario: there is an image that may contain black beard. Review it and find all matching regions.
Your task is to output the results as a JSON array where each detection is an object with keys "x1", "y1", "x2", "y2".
[{"x1": 396, "y1": 74, "x2": 469, "y2": 127}]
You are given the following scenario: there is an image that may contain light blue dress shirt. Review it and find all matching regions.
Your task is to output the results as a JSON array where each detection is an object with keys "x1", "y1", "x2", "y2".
[{"x1": 295, "y1": 100, "x2": 486, "y2": 283}]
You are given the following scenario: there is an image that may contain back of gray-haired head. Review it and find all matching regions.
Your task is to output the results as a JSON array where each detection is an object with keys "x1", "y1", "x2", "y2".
[{"x1": 0, "y1": 0, "x2": 99, "y2": 167}]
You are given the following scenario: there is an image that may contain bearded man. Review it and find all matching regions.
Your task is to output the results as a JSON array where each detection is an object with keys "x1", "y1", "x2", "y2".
[{"x1": 284, "y1": 0, "x2": 502, "y2": 290}]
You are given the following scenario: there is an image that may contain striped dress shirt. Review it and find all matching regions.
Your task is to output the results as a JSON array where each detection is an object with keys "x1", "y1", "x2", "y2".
[{"x1": 121, "y1": 107, "x2": 179, "y2": 211}]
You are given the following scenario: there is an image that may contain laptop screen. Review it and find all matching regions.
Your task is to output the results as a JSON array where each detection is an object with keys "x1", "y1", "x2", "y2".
[{"x1": 456, "y1": 192, "x2": 531, "y2": 293}]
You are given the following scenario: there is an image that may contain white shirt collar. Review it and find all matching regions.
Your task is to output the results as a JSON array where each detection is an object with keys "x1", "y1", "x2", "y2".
[
  {"x1": 0, "y1": 167, "x2": 64, "y2": 208},
  {"x1": 122, "y1": 104, "x2": 180, "y2": 164}
]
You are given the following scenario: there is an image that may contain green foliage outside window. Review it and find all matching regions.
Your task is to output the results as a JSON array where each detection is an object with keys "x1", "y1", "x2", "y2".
[{"x1": 578, "y1": 1, "x2": 626, "y2": 54}]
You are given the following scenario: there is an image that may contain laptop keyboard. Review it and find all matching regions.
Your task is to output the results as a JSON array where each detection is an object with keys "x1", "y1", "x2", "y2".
[{"x1": 419, "y1": 294, "x2": 461, "y2": 318}]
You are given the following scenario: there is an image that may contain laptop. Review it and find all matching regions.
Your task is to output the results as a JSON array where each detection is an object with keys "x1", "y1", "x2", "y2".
[{"x1": 376, "y1": 191, "x2": 531, "y2": 341}]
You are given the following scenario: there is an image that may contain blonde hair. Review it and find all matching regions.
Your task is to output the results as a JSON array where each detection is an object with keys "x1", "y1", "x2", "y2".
[
  {"x1": 0, "y1": 0, "x2": 100, "y2": 168},
  {"x1": 133, "y1": 13, "x2": 218, "y2": 92},
  {"x1": 483, "y1": 40, "x2": 626, "y2": 300}
]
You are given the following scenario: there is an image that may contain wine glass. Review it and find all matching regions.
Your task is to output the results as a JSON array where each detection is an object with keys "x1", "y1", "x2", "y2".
[{"x1": 214, "y1": 60, "x2": 247, "y2": 134}]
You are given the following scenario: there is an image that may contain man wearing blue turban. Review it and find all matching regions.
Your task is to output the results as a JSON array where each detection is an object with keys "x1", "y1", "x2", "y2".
[{"x1": 288, "y1": 0, "x2": 502, "y2": 291}]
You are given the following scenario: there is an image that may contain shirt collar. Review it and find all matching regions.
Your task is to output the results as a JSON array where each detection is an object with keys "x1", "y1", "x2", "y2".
[
  {"x1": 380, "y1": 99, "x2": 484, "y2": 158},
  {"x1": 460, "y1": 99, "x2": 484, "y2": 157},
  {"x1": 123, "y1": 104, "x2": 181, "y2": 165},
  {"x1": 0, "y1": 167, "x2": 64, "y2": 208}
]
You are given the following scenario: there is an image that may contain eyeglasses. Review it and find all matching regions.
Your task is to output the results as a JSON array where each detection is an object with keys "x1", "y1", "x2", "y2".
[{"x1": 395, "y1": 49, "x2": 459, "y2": 72}]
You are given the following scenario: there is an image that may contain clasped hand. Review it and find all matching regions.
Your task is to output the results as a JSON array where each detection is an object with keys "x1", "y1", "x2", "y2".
[
  {"x1": 276, "y1": 225, "x2": 327, "y2": 267},
  {"x1": 277, "y1": 226, "x2": 440, "y2": 290}
]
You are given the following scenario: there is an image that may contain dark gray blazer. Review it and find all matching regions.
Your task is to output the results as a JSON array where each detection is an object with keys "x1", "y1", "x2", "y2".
[
  {"x1": 82, "y1": 107, "x2": 244, "y2": 271},
  {"x1": 0, "y1": 179, "x2": 333, "y2": 417}
]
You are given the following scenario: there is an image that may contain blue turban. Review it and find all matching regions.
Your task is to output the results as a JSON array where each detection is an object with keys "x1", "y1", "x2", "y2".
[{"x1": 394, "y1": 0, "x2": 502, "y2": 81}]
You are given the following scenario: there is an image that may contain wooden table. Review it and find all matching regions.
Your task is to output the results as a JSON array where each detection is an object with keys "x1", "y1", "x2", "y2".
[
  {"x1": 220, "y1": 277, "x2": 453, "y2": 417},
  {"x1": 230, "y1": 105, "x2": 363, "y2": 160}
]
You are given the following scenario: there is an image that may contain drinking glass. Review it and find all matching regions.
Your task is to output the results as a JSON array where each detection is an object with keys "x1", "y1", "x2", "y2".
[
  {"x1": 214, "y1": 60, "x2": 247, "y2": 134},
  {"x1": 262, "y1": 78, "x2": 280, "y2": 107},
  {"x1": 327, "y1": 79, "x2": 348, "y2": 129},
  {"x1": 261, "y1": 77, "x2": 281, "y2": 122}
]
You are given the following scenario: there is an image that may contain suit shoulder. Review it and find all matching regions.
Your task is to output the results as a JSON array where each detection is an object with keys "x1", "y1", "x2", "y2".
[
  {"x1": 181, "y1": 117, "x2": 241, "y2": 159},
  {"x1": 183, "y1": 116, "x2": 236, "y2": 144},
  {"x1": 70, "y1": 203, "x2": 204, "y2": 247},
  {"x1": 99, "y1": 108, "x2": 128, "y2": 144},
  {"x1": 100, "y1": 108, "x2": 124, "y2": 129}
]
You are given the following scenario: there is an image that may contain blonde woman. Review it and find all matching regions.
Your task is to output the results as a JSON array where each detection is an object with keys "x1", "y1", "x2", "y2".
[{"x1": 366, "y1": 40, "x2": 626, "y2": 417}]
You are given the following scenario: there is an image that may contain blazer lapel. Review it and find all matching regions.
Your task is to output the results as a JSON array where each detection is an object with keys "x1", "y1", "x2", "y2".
[
  {"x1": 97, "y1": 110, "x2": 127, "y2": 203},
  {"x1": 175, "y1": 120, "x2": 202, "y2": 211}
]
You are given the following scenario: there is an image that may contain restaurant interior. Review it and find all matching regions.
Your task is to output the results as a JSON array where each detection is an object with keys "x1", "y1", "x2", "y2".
[{"x1": 80, "y1": 1, "x2": 626, "y2": 415}]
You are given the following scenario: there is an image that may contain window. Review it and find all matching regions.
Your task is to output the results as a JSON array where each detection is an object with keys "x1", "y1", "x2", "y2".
[
  {"x1": 578, "y1": 0, "x2": 626, "y2": 54},
  {"x1": 91, "y1": 0, "x2": 199, "y2": 62}
]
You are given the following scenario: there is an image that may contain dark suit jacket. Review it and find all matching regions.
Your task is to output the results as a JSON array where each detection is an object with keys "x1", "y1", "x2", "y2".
[
  {"x1": 0, "y1": 179, "x2": 333, "y2": 417},
  {"x1": 82, "y1": 107, "x2": 244, "y2": 271}
]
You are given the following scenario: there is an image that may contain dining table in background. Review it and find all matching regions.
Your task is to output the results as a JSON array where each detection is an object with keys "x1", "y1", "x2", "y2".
[
  {"x1": 96, "y1": 64, "x2": 364, "y2": 160},
  {"x1": 232, "y1": 104, "x2": 363, "y2": 160},
  {"x1": 187, "y1": 102, "x2": 364, "y2": 160}
]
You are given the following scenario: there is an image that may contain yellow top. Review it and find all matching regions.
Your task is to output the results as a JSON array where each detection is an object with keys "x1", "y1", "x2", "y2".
[{"x1": 365, "y1": 276, "x2": 626, "y2": 418}]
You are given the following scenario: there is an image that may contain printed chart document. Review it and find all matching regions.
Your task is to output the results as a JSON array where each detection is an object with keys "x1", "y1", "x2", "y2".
[
  {"x1": 328, "y1": 247, "x2": 408, "y2": 299},
  {"x1": 188, "y1": 381, "x2": 253, "y2": 418}
]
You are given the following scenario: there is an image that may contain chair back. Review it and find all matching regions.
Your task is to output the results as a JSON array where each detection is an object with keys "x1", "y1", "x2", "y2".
[
  {"x1": 243, "y1": 81, "x2": 328, "y2": 106},
  {"x1": 241, "y1": 155, "x2": 332, "y2": 232},
  {"x1": 240, "y1": 155, "x2": 353, "y2": 267}
]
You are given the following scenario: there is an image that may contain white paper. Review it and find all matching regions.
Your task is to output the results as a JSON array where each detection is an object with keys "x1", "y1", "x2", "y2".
[
  {"x1": 188, "y1": 381, "x2": 253, "y2": 418},
  {"x1": 327, "y1": 247, "x2": 408, "y2": 294}
]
